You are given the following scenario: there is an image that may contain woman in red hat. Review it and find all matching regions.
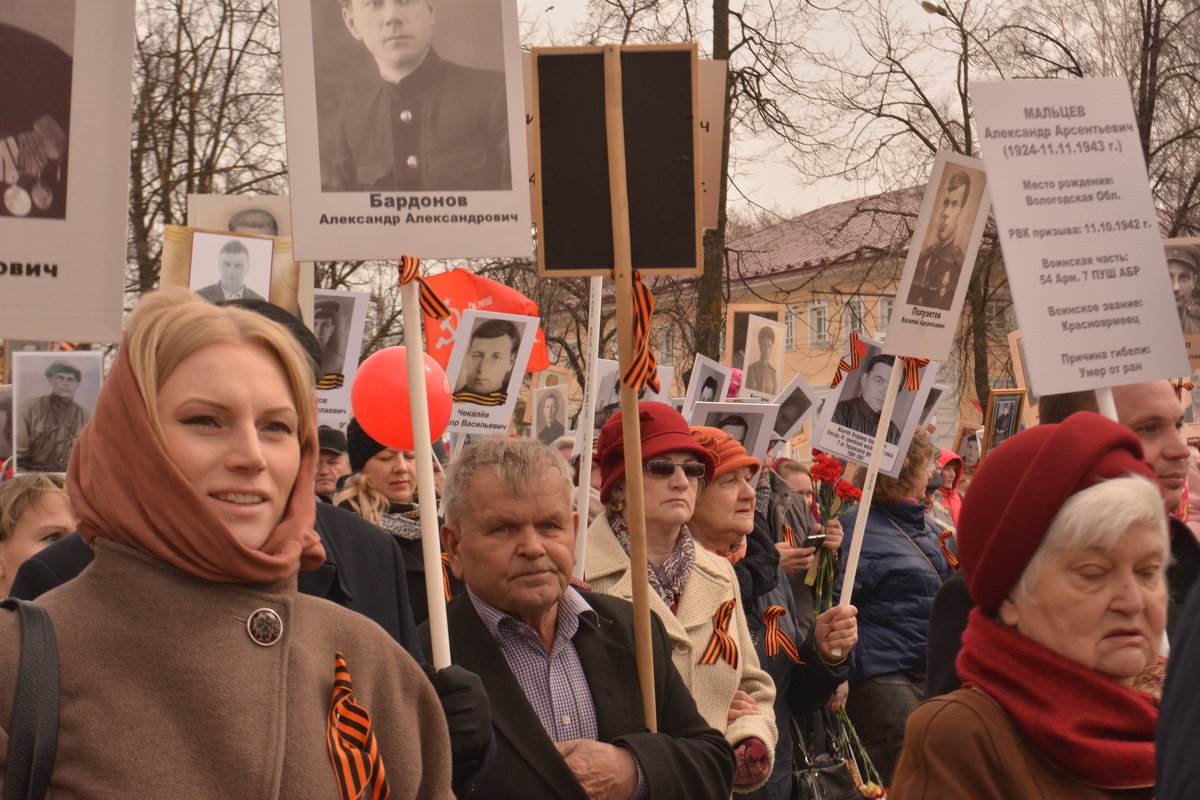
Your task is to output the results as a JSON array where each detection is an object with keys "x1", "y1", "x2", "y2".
[
  {"x1": 892, "y1": 412, "x2": 1163, "y2": 798},
  {"x1": 687, "y1": 426, "x2": 859, "y2": 800},
  {"x1": 585, "y1": 401, "x2": 777, "y2": 792}
]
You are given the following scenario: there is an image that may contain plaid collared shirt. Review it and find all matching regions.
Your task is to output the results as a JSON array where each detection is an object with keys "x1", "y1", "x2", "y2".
[{"x1": 469, "y1": 586, "x2": 600, "y2": 743}]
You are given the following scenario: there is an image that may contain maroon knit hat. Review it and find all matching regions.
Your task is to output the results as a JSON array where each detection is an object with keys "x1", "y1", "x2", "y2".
[
  {"x1": 598, "y1": 401, "x2": 716, "y2": 502},
  {"x1": 957, "y1": 411, "x2": 1157, "y2": 613}
]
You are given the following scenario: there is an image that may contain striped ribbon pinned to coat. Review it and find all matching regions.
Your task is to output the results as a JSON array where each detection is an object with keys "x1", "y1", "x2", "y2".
[
  {"x1": 1173, "y1": 381, "x2": 1194, "y2": 401},
  {"x1": 762, "y1": 606, "x2": 803, "y2": 664},
  {"x1": 396, "y1": 255, "x2": 451, "y2": 320},
  {"x1": 440, "y1": 553, "x2": 454, "y2": 602},
  {"x1": 938, "y1": 529, "x2": 959, "y2": 571},
  {"x1": 900, "y1": 357, "x2": 930, "y2": 391},
  {"x1": 699, "y1": 598, "x2": 739, "y2": 668},
  {"x1": 617, "y1": 269, "x2": 660, "y2": 394},
  {"x1": 327, "y1": 652, "x2": 390, "y2": 800},
  {"x1": 828, "y1": 333, "x2": 863, "y2": 389},
  {"x1": 780, "y1": 523, "x2": 796, "y2": 548},
  {"x1": 317, "y1": 373, "x2": 345, "y2": 390}
]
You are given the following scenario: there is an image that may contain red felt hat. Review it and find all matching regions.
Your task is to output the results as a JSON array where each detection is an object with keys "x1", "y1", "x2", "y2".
[
  {"x1": 598, "y1": 401, "x2": 716, "y2": 502},
  {"x1": 690, "y1": 426, "x2": 760, "y2": 481},
  {"x1": 956, "y1": 411, "x2": 1157, "y2": 613}
]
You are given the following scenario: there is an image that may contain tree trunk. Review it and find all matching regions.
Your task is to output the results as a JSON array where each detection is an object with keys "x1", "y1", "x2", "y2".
[{"x1": 697, "y1": 0, "x2": 731, "y2": 362}]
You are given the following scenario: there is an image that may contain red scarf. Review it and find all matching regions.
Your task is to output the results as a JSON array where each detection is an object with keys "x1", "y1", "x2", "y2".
[{"x1": 956, "y1": 608, "x2": 1156, "y2": 790}]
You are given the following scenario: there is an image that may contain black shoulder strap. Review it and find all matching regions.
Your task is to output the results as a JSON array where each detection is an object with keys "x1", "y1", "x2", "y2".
[{"x1": 2, "y1": 598, "x2": 59, "y2": 800}]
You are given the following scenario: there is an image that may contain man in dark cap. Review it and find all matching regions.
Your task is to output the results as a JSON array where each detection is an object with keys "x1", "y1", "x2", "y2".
[
  {"x1": 316, "y1": 425, "x2": 351, "y2": 501},
  {"x1": 17, "y1": 360, "x2": 89, "y2": 472},
  {"x1": 313, "y1": 297, "x2": 347, "y2": 377},
  {"x1": 1167, "y1": 244, "x2": 1200, "y2": 335}
]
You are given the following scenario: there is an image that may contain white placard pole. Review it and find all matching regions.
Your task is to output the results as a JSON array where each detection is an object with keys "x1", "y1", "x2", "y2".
[
  {"x1": 573, "y1": 275, "x2": 604, "y2": 578},
  {"x1": 832, "y1": 361, "x2": 905, "y2": 657},
  {"x1": 400, "y1": 279, "x2": 451, "y2": 670},
  {"x1": 1096, "y1": 387, "x2": 1118, "y2": 421}
]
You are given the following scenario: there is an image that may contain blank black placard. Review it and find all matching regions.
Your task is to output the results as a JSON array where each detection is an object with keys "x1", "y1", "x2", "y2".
[{"x1": 536, "y1": 47, "x2": 699, "y2": 276}]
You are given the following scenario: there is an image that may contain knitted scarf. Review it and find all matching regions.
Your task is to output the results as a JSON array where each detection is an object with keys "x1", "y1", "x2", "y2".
[
  {"x1": 69, "y1": 334, "x2": 325, "y2": 583},
  {"x1": 956, "y1": 608, "x2": 1157, "y2": 790},
  {"x1": 609, "y1": 511, "x2": 695, "y2": 613}
]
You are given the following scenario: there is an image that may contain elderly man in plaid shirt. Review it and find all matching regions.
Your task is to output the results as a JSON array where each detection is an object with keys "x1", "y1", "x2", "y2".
[{"x1": 436, "y1": 437, "x2": 735, "y2": 800}]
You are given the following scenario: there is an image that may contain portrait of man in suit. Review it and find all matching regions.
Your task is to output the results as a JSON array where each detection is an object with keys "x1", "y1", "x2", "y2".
[{"x1": 194, "y1": 238, "x2": 267, "y2": 304}]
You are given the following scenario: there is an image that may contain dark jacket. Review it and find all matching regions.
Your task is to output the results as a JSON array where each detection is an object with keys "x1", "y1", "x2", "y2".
[
  {"x1": 429, "y1": 590, "x2": 735, "y2": 800},
  {"x1": 733, "y1": 526, "x2": 851, "y2": 800},
  {"x1": 834, "y1": 500, "x2": 955, "y2": 683},
  {"x1": 9, "y1": 501, "x2": 423, "y2": 660},
  {"x1": 327, "y1": 50, "x2": 510, "y2": 193}
]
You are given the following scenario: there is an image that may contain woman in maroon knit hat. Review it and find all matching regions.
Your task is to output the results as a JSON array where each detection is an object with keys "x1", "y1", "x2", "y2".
[
  {"x1": 583, "y1": 401, "x2": 777, "y2": 792},
  {"x1": 892, "y1": 412, "x2": 1165, "y2": 798}
]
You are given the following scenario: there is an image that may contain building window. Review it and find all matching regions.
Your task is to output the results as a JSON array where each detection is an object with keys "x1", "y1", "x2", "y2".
[
  {"x1": 808, "y1": 302, "x2": 828, "y2": 347},
  {"x1": 879, "y1": 297, "x2": 894, "y2": 332},
  {"x1": 785, "y1": 306, "x2": 797, "y2": 350},
  {"x1": 845, "y1": 296, "x2": 866, "y2": 335}
]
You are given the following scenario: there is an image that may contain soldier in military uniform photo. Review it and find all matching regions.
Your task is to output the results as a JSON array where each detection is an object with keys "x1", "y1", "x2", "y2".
[
  {"x1": 322, "y1": 0, "x2": 511, "y2": 193},
  {"x1": 16, "y1": 360, "x2": 90, "y2": 473},
  {"x1": 907, "y1": 168, "x2": 973, "y2": 310},
  {"x1": 1166, "y1": 244, "x2": 1200, "y2": 335}
]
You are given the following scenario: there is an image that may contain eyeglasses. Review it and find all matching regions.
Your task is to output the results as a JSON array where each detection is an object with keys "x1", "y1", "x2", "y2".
[{"x1": 643, "y1": 460, "x2": 706, "y2": 479}]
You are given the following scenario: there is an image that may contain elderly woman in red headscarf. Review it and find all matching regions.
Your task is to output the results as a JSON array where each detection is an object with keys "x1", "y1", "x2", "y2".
[
  {"x1": 0, "y1": 290, "x2": 451, "y2": 798},
  {"x1": 584, "y1": 401, "x2": 777, "y2": 791},
  {"x1": 892, "y1": 412, "x2": 1164, "y2": 798}
]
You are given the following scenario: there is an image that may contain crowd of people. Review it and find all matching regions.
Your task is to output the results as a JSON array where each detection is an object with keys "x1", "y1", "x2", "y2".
[{"x1": 2, "y1": 288, "x2": 1200, "y2": 798}]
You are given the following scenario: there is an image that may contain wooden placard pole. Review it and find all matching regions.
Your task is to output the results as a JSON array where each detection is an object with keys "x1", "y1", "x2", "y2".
[
  {"x1": 832, "y1": 360, "x2": 905, "y2": 658},
  {"x1": 573, "y1": 275, "x2": 605, "y2": 579},
  {"x1": 400, "y1": 279, "x2": 451, "y2": 670},
  {"x1": 604, "y1": 43, "x2": 657, "y2": 731}
]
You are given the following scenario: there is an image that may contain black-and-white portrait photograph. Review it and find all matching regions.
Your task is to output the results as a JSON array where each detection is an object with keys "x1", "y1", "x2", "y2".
[
  {"x1": 919, "y1": 383, "x2": 948, "y2": 427},
  {"x1": 771, "y1": 372, "x2": 819, "y2": 441},
  {"x1": 906, "y1": 162, "x2": 987, "y2": 311},
  {"x1": 188, "y1": 194, "x2": 292, "y2": 237},
  {"x1": 0, "y1": 384, "x2": 13, "y2": 463},
  {"x1": 188, "y1": 231, "x2": 274, "y2": 304},
  {"x1": 725, "y1": 305, "x2": 781, "y2": 370},
  {"x1": 984, "y1": 389, "x2": 1024, "y2": 455},
  {"x1": 682, "y1": 355, "x2": 732, "y2": 418},
  {"x1": 1165, "y1": 239, "x2": 1200, "y2": 336},
  {"x1": 533, "y1": 384, "x2": 569, "y2": 446},
  {"x1": 445, "y1": 309, "x2": 537, "y2": 436},
  {"x1": 691, "y1": 400, "x2": 778, "y2": 471},
  {"x1": 812, "y1": 335, "x2": 936, "y2": 476},
  {"x1": 954, "y1": 425, "x2": 982, "y2": 472},
  {"x1": 12, "y1": 350, "x2": 101, "y2": 473},
  {"x1": 0, "y1": 1, "x2": 74, "y2": 220},
  {"x1": 313, "y1": 293, "x2": 354, "y2": 378},
  {"x1": 312, "y1": 0, "x2": 510, "y2": 193},
  {"x1": 740, "y1": 315, "x2": 786, "y2": 399}
]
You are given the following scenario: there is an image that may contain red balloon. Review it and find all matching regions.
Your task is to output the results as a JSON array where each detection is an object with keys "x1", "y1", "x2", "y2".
[{"x1": 351, "y1": 346, "x2": 453, "y2": 450}]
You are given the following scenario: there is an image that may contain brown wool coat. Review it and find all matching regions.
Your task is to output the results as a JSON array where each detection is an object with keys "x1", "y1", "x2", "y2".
[
  {"x1": 890, "y1": 688, "x2": 1153, "y2": 800},
  {"x1": 0, "y1": 539, "x2": 452, "y2": 800}
]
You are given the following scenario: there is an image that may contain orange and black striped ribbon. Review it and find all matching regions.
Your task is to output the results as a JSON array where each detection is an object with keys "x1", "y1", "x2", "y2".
[
  {"x1": 440, "y1": 553, "x2": 453, "y2": 602},
  {"x1": 781, "y1": 523, "x2": 797, "y2": 548},
  {"x1": 828, "y1": 333, "x2": 862, "y2": 389},
  {"x1": 327, "y1": 652, "x2": 390, "y2": 800},
  {"x1": 1173, "y1": 381, "x2": 1194, "y2": 401},
  {"x1": 938, "y1": 530, "x2": 959, "y2": 571},
  {"x1": 899, "y1": 357, "x2": 930, "y2": 391},
  {"x1": 317, "y1": 373, "x2": 345, "y2": 390},
  {"x1": 396, "y1": 255, "x2": 451, "y2": 320},
  {"x1": 617, "y1": 269, "x2": 660, "y2": 394},
  {"x1": 451, "y1": 390, "x2": 508, "y2": 406},
  {"x1": 762, "y1": 606, "x2": 803, "y2": 664},
  {"x1": 698, "y1": 598, "x2": 739, "y2": 668}
]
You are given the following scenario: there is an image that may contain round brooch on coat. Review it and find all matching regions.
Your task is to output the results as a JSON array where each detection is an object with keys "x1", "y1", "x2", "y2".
[{"x1": 246, "y1": 608, "x2": 283, "y2": 646}]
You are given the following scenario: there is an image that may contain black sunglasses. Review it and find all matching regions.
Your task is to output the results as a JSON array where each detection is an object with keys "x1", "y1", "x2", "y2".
[{"x1": 644, "y1": 460, "x2": 706, "y2": 479}]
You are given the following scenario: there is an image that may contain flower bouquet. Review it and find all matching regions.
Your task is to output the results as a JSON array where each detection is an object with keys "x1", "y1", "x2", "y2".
[{"x1": 806, "y1": 451, "x2": 862, "y2": 612}]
